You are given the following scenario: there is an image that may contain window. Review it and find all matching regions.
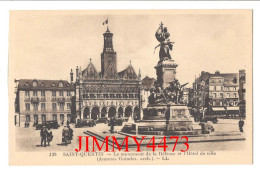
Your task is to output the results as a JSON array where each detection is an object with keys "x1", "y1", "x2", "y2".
[
  {"x1": 67, "y1": 103, "x2": 71, "y2": 110},
  {"x1": 123, "y1": 94, "x2": 128, "y2": 98},
  {"x1": 33, "y1": 81, "x2": 37, "y2": 87},
  {"x1": 213, "y1": 101, "x2": 216, "y2": 106},
  {"x1": 116, "y1": 94, "x2": 121, "y2": 98},
  {"x1": 220, "y1": 93, "x2": 223, "y2": 98},
  {"x1": 67, "y1": 114, "x2": 71, "y2": 122},
  {"x1": 234, "y1": 87, "x2": 236, "y2": 91},
  {"x1": 52, "y1": 103, "x2": 57, "y2": 111},
  {"x1": 60, "y1": 114, "x2": 64, "y2": 122},
  {"x1": 41, "y1": 103, "x2": 45, "y2": 111},
  {"x1": 41, "y1": 91, "x2": 45, "y2": 97},
  {"x1": 216, "y1": 86, "x2": 222, "y2": 91},
  {"x1": 58, "y1": 82, "x2": 64, "y2": 87},
  {"x1": 59, "y1": 103, "x2": 64, "y2": 111},
  {"x1": 33, "y1": 91, "x2": 37, "y2": 96},
  {"x1": 25, "y1": 103, "x2": 30, "y2": 111},
  {"x1": 52, "y1": 91, "x2": 56, "y2": 97},
  {"x1": 26, "y1": 115, "x2": 30, "y2": 122},
  {"x1": 209, "y1": 86, "x2": 214, "y2": 91},
  {"x1": 52, "y1": 114, "x2": 57, "y2": 121},
  {"x1": 234, "y1": 93, "x2": 237, "y2": 98},
  {"x1": 110, "y1": 94, "x2": 115, "y2": 98},
  {"x1": 59, "y1": 91, "x2": 63, "y2": 96},
  {"x1": 213, "y1": 93, "x2": 216, "y2": 98},
  {"x1": 83, "y1": 90, "x2": 87, "y2": 98},
  {"x1": 220, "y1": 101, "x2": 223, "y2": 106},
  {"x1": 214, "y1": 86, "x2": 216, "y2": 91},
  {"x1": 41, "y1": 114, "x2": 46, "y2": 123},
  {"x1": 33, "y1": 103, "x2": 38, "y2": 111},
  {"x1": 25, "y1": 91, "x2": 30, "y2": 97},
  {"x1": 67, "y1": 91, "x2": 71, "y2": 96},
  {"x1": 227, "y1": 93, "x2": 230, "y2": 98}
]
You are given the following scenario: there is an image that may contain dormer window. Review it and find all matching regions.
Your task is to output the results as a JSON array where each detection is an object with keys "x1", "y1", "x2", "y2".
[
  {"x1": 51, "y1": 83, "x2": 55, "y2": 87},
  {"x1": 40, "y1": 82, "x2": 45, "y2": 86},
  {"x1": 59, "y1": 81, "x2": 64, "y2": 87},
  {"x1": 32, "y1": 81, "x2": 37, "y2": 87}
]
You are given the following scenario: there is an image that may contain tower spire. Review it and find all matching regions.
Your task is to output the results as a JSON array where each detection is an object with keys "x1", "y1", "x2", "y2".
[{"x1": 138, "y1": 68, "x2": 141, "y2": 80}]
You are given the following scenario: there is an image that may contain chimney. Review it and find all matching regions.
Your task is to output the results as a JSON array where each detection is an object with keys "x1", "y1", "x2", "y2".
[
  {"x1": 76, "y1": 66, "x2": 79, "y2": 77},
  {"x1": 70, "y1": 69, "x2": 73, "y2": 83}
]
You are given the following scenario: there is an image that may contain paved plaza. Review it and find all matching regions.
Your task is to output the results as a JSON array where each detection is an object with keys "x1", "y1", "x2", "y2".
[{"x1": 15, "y1": 118, "x2": 246, "y2": 152}]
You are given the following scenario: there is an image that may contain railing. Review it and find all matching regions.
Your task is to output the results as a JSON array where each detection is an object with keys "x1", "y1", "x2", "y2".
[
  {"x1": 57, "y1": 97, "x2": 65, "y2": 102},
  {"x1": 51, "y1": 97, "x2": 57, "y2": 101},
  {"x1": 40, "y1": 97, "x2": 46, "y2": 102},
  {"x1": 31, "y1": 97, "x2": 39, "y2": 103},
  {"x1": 24, "y1": 97, "x2": 30, "y2": 102}
]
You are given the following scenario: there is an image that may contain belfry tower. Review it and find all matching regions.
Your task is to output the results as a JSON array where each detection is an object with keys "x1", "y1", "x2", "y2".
[{"x1": 101, "y1": 27, "x2": 117, "y2": 77}]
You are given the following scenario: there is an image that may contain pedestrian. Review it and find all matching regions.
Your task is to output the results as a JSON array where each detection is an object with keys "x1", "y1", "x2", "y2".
[
  {"x1": 47, "y1": 129, "x2": 53, "y2": 146},
  {"x1": 67, "y1": 125, "x2": 73, "y2": 141},
  {"x1": 62, "y1": 125, "x2": 70, "y2": 145},
  {"x1": 110, "y1": 117, "x2": 114, "y2": 133},
  {"x1": 239, "y1": 120, "x2": 244, "y2": 133},
  {"x1": 40, "y1": 126, "x2": 48, "y2": 147}
]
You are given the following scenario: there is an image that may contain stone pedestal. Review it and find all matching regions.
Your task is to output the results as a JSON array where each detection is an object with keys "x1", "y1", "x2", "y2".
[
  {"x1": 122, "y1": 103, "x2": 203, "y2": 136},
  {"x1": 155, "y1": 60, "x2": 178, "y2": 89}
]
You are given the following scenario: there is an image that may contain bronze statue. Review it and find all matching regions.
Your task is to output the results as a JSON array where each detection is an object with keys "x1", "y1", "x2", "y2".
[
  {"x1": 148, "y1": 78, "x2": 188, "y2": 105},
  {"x1": 154, "y1": 22, "x2": 175, "y2": 62}
]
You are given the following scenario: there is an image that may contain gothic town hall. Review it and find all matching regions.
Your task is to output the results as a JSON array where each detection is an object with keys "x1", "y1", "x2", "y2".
[{"x1": 74, "y1": 27, "x2": 142, "y2": 121}]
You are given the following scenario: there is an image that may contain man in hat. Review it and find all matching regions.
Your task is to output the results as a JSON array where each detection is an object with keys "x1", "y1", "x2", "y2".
[{"x1": 40, "y1": 126, "x2": 48, "y2": 147}]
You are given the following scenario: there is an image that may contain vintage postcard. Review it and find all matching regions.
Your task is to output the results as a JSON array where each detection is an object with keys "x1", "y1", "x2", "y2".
[{"x1": 9, "y1": 10, "x2": 252, "y2": 165}]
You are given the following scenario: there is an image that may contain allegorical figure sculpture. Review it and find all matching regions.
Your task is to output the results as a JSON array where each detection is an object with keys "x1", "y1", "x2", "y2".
[
  {"x1": 148, "y1": 22, "x2": 188, "y2": 105},
  {"x1": 154, "y1": 22, "x2": 175, "y2": 62}
]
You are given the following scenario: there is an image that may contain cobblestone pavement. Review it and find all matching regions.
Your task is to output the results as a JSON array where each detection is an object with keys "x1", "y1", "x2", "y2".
[{"x1": 15, "y1": 118, "x2": 247, "y2": 152}]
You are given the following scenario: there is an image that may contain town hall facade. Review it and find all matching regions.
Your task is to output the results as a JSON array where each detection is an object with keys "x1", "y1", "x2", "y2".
[{"x1": 74, "y1": 27, "x2": 142, "y2": 121}]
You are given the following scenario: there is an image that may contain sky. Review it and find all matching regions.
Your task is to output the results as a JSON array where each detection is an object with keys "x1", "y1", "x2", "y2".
[{"x1": 9, "y1": 10, "x2": 252, "y2": 87}]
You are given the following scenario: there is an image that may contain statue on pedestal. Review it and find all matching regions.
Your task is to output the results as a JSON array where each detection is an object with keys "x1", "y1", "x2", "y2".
[{"x1": 154, "y1": 22, "x2": 175, "y2": 62}]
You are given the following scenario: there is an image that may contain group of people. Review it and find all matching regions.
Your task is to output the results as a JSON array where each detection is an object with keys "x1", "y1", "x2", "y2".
[
  {"x1": 24, "y1": 121, "x2": 30, "y2": 128},
  {"x1": 40, "y1": 126, "x2": 53, "y2": 147},
  {"x1": 40, "y1": 124, "x2": 74, "y2": 147},
  {"x1": 62, "y1": 125, "x2": 73, "y2": 145}
]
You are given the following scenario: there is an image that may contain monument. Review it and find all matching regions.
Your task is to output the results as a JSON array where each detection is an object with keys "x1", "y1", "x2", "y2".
[{"x1": 122, "y1": 22, "x2": 212, "y2": 136}]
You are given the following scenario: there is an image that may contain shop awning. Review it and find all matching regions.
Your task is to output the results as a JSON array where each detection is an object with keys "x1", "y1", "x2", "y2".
[
  {"x1": 212, "y1": 107, "x2": 225, "y2": 111},
  {"x1": 226, "y1": 107, "x2": 239, "y2": 111}
]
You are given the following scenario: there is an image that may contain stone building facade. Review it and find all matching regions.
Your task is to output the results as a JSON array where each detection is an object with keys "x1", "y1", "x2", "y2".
[
  {"x1": 74, "y1": 27, "x2": 142, "y2": 120},
  {"x1": 239, "y1": 69, "x2": 246, "y2": 117},
  {"x1": 14, "y1": 79, "x2": 75, "y2": 126},
  {"x1": 192, "y1": 70, "x2": 241, "y2": 117}
]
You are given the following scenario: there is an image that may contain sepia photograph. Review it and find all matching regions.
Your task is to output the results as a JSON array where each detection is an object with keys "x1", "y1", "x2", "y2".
[{"x1": 8, "y1": 10, "x2": 252, "y2": 165}]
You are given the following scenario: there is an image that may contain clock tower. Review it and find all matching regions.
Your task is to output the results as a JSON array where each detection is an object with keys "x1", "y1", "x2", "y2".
[{"x1": 101, "y1": 27, "x2": 117, "y2": 77}]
